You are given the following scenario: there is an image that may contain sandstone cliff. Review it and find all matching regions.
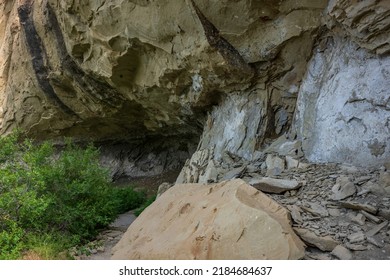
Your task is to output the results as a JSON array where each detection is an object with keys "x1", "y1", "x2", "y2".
[{"x1": 1, "y1": 0, "x2": 389, "y2": 176}]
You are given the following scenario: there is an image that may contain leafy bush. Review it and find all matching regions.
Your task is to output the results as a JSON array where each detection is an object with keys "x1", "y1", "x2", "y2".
[{"x1": 0, "y1": 132, "x2": 146, "y2": 259}]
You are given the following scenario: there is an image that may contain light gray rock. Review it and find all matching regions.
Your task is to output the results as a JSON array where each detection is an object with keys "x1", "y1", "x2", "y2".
[
  {"x1": 379, "y1": 171, "x2": 390, "y2": 187},
  {"x1": 331, "y1": 182, "x2": 356, "y2": 200},
  {"x1": 350, "y1": 213, "x2": 366, "y2": 226},
  {"x1": 331, "y1": 245, "x2": 353, "y2": 260},
  {"x1": 363, "y1": 181, "x2": 387, "y2": 196},
  {"x1": 264, "y1": 135, "x2": 303, "y2": 157},
  {"x1": 248, "y1": 177, "x2": 301, "y2": 194},
  {"x1": 294, "y1": 36, "x2": 390, "y2": 167},
  {"x1": 265, "y1": 155, "x2": 285, "y2": 177},
  {"x1": 328, "y1": 208, "x2": 341, "y2": 217},
  {"x1": 366, "y1": 221, "x2": 389, "y2": 238},
  {"x1": 287, "y1": 205, "x2": 303, "y2": 224},
  {"x1": 303, "y1": 203, "x2": 329, "y2": 217},
  {"x1": 286, "y1": 156, "x2": 299, "y2": 170},
  {"x1": 222, "y1": 166, "x2": 246, "y2": 181},
  {"x1": 367, "y1": 236, "x2": 385, "y2": 248},
  {"x1": 347, "y1": 232, "x2": 366, "y2": 243},
  {"x1": 361, "y1": 210, "x2": 381, "y2": 223}
]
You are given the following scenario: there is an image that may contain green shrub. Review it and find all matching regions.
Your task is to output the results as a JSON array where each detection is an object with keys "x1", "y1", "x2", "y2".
[{"x1": 0, "y1": 132, "x2": 146, "y2": 259}]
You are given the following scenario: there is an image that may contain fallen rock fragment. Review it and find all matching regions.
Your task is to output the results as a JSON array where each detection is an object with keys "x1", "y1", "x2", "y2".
[
  {"x1": 331, "y1": 182, "x2": 356, "y2": 200},
  {"x1": 222, "y1": 166, "x2": 246, "y2": 180},
  {"x1": 347, "y1": 232, "x2": 366, "y2": 243},
  {"x1": 302, "y1": 203, "x2": 329, "y2": 217},
  {"x1": 111, "y1": 179, "x2": 305, "y2": 259},
  {"x1": 265, "y1": 155, "x2": 285, "y2": 177},
  {"x1": 287, "y1": 205, "x2": 303, "y2": 224},
  {"x1": 367, "y1": 236, "x2": 385, "y2": 248},
  {"x1": 294, "y1": 228, "x2": 339, "y2": 252},
  {"x1": 366, "y1": 221, "x2": 389, "y2": 238},
  {"x1": 339, "y1": 201, "x2": 377, "y2": 214},
  {"x1": 345, "y1": 243, "x2": 368, "y2": 251},
  {"x1": 378, "y1": 209, "x2": 390, "y2": 220},
  {"x1": 331, "y1": 245, "x2": 353, "y2": 260},
  {"x1": 361, "y1": 210, "x2": 381, "y2": 223},
  {"x1": 248, "y1": 177, "x2": 301, "y2": 194}
]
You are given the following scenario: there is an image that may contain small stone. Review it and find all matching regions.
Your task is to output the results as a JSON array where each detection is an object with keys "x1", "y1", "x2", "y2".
[
  {"x1": 265, "y1": 154, "x2": 285, "y2": 176},
  {"x1": 294, "y1": 228, "x2": 339, "y2": 252},
  {"x1": 345, "y1": 243, "x2": 368, "y2": 251},
  {"x1": 366, "y1": 221, "x2": 389, "y2": 237},
  {"x1": 347, "y1": 232, "x2": 366, "y2": 243},
  {"x1": 331, "y1": 182, "x2": 356, "y2": 200},
  {"x1": 328, "y1": 208, "x2": 341, "y2": 217},
  {"x1": 367, "y1": 236, "x2": 384, "y2": 248},
  {"x1": 350, "y1": 213, "x2": 366, "y2": 226},
  {"x1": 222, "y1": 165, "x2": 246, "y2": 180},
  {"x1": 90, "y1": 249, "x2": 98, "y2": 254},
  {"x1": 286, "y1": 156, "x2": 299, "y2": 169},
  {"x1": 361, "y1": 210, "x2": 381, "y2": 223},
  {"x1": 288, "y1": 205, "x2": 303, "y2": 224},
  {"x1": 302, "y1": 202, "x2": 329, "y2": 217},
  {"x1": 379, "y1": 171, "x2": 390, "y2": 187},
  {"x1": 340, "y1": 165, "x2": 359, "y2": 174},
  {"x1": 354, "y1": 176, "x2": 372, "y2": 185},
  {"x1": 363, "y1": 181, "x2": 387, "y2": 196},
  {"x1": 105, "y1": 230, "x2": 123, "y2": 238},
  {"x1": 331, "y1": 245, "x2": 353, "y2": 260},
  {"x1": 298, "y1": 162, "x2": 309, "y2": 169},
  {"x1": 378, "y1": 209, "x2": 390, "y2": 220},
  {"x1": 306, "y1": 252, "x2": 333, "y2": 260}
]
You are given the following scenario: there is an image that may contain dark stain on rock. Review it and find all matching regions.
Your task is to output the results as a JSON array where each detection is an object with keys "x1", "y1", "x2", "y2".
[
  {"x1": 367, "y1": 139, "x2": 386, "y2": 157},
  {"x1": 17, "y1": 2, "x2": 77, "y2": 116},
  {"x1": 189, "y1": 0, "x2": 253, "y2": 76},
  {"x1": 45, "y1": 3, "x2": 124, "y2": 108},
  {"x1": 180, "y1": 203, "x2": 191, "y2": 215}
]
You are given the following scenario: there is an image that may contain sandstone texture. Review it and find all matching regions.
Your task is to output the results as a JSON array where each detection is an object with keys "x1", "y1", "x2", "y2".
[{"x1": 111, "y1": 179, "x2": 305, "y2": 260}]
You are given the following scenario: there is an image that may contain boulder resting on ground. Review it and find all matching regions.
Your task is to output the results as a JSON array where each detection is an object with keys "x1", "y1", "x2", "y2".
[{"x1": 111, "y1": 179, "x2": 305, "y2": 260}]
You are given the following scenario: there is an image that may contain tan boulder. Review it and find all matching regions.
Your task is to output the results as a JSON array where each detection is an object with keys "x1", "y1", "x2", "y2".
[{"x1": 111, "y1": 179, "x2": 305, "y2": 260}]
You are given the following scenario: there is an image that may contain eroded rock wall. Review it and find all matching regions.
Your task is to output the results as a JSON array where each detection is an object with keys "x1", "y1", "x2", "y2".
[{"x1": 1, "y1": 0, "x2": 389, "y2": 178}]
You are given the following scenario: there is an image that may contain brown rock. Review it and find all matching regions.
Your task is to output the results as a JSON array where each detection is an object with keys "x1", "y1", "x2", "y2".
[{"x1": 111, "y1": 179, "x2": 305, "y2": 260}]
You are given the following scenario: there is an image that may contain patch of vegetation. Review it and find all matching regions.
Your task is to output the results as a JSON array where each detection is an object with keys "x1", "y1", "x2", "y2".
[{"x1": 0, "y1": 132, "x2": 146, "y2": 259}]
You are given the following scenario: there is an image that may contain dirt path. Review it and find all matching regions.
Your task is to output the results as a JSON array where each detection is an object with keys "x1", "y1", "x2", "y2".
[{"x1": 74, "y1": 210, "x2": 137, "y2": 260}]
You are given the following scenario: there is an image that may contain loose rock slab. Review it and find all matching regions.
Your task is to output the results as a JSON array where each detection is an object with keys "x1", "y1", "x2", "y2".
[
  {"x1": 248, "y1": 177, "x2": 301, "y2": 194},
  {"x1": 111, "y1": 179, "x2": 305, "y2": 260}
]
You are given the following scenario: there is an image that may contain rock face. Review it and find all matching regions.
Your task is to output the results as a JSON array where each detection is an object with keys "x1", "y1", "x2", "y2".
[
  {"x1": 2, "y1": 0, "x2": 388, "y2": 171},
  {"x1": 294, "y1": 36, "x2": 390, "y2": 167},
  {"x1": 111, "y1": 179, "x2": 305, "y2": 260}
]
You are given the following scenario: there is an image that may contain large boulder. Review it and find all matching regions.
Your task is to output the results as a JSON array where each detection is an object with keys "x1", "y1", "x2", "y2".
[{"x1": 111, "y1": 179, "x2": 305, "y2": 260}]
